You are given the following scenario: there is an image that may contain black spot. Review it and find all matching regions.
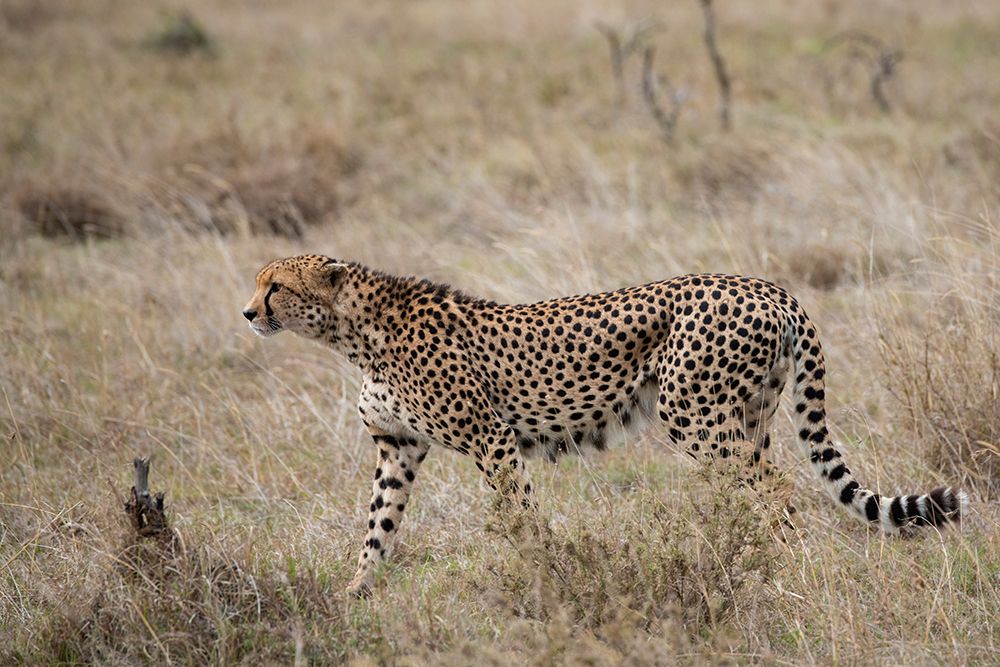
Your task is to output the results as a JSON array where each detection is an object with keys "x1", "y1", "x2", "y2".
[
  {"x1": 839, "y1": 481, "x2": 859, "y2": 504},
  {"x1": 827, "y1": 463, "x2": 848, "y2": 481},
  {"x1": 380, "y1": 518, "x2": 395, "y2": 532},
  {"x1": 927, "y1": 487, "x2": 955, "y2": 526},
  {"x1": 864, "y1": 494, "x2": 880, "y2": 521}
]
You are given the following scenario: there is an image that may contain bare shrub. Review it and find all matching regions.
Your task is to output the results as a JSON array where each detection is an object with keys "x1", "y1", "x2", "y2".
[
  {"x1": 143, "y1": 11, "x2": 216, "y2": 57},
  {"x1": 0, "y1": 0, "x2": 60, "y2": 33},
  {"x1": 594, "y1": 19, "x2": 660, "y2": 114},
  {"x1": 154, "y1": 132, "x2": 358, "y2": 238},
  {"x1": 641, "y1": 46, "x2": 688, "y2": 143},
  {"x1": 699, "y1": 0, "x2": 732, "y2": 129},
  {"x1": 782, "y1": 240, "x2": 852, "y2": 290},
  {"x1": 213, "y1": 165, "x2": 338, "y2": 238},
  {"x1": 822, "y1": 31, "x2": 903, "y2": 114},
  {"x1": 14, "y1": 184, "x2": 125, "y2": 240}
]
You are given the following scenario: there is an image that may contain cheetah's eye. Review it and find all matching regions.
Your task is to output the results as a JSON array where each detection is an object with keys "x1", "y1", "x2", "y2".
[{"x1": 269, "y1": 283, "x2": 281, "y2": 294}]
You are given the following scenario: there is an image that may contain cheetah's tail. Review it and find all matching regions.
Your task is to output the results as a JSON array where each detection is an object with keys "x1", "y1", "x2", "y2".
[{"x1": 785, "y1": 316, "x2": 968, "y2": 533}]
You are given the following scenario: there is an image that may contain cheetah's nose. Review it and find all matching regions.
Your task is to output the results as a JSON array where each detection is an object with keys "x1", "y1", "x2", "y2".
[{"x1": 242, "y1": 309, "x2": 257, "y2": 322}]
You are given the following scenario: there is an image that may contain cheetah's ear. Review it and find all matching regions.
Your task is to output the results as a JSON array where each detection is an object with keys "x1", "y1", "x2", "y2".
[{"x1": 319, "y1": 259, "x2": 348, "y2": 285}]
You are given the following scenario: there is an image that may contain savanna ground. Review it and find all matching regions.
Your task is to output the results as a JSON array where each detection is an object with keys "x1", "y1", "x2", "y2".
[{"x1": 1, "y1": 0, "x2": 999, "y2": 664}]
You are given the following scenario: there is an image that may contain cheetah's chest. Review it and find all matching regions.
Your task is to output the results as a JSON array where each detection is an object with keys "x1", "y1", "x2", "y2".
[
  {"x1": 357, "y1": 376, "x2": 471, "y2": 456},
  {"x1": 357, "y1": 377, "x2": 422, "y2": 440}
]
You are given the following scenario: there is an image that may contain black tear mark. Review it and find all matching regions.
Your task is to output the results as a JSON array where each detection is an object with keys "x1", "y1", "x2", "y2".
[{"x1": 264, "y1": 283, "x2": 279, "y2": 316}]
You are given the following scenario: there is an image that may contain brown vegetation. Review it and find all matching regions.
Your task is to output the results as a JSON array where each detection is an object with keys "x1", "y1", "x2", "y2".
[{"x1": 15, "y1": 184, "x2": 125, "y2": 240}]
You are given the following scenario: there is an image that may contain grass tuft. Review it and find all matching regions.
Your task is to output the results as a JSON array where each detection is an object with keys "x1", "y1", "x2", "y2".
[
  {"x1": 486, "y1": 471, "x2": 782, "y2": 637},
  {"x1": 14, "y1": 183, "x2": 125, "y2": 240},
  {"x1": 143, "y1": 11, "x2": 216, "y2": 57},
  {"x1": 878, "y1": 225, "x2": 1000, "y2": 498}
]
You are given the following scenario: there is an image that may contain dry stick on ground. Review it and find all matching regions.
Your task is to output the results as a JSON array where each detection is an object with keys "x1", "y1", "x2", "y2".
[
  {"x1": 825, "y1": 31, "x2": 903, "y2": 113},
  {"x1": 124, "y1": 456, "x2": 172, "y2": 539},
  {"x1": 698, "y1": 0, "x2": 731, "y2": 130},
  {"x1": 870, "y1": 50, "x2": 901, "y2": 113},
  {"x1": 595, "y1": 19, "x2": 661, "y2": 114},
  {"x1": 641, "y1": 46, "x2": 688, "y2": 143}
]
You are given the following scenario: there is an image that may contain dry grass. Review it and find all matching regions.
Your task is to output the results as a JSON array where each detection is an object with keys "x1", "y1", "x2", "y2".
[
  {"x1": 878, "y1": 222, "x2": 1000, "y2": 499},
  {"x1": 1, "y1": 0, "x2": 998, "y2": 664}
]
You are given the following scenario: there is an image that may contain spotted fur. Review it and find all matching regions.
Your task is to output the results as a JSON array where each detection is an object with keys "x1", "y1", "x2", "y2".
[{"x1": 243, "y1": 255, "x2": 968, "y2": 595}]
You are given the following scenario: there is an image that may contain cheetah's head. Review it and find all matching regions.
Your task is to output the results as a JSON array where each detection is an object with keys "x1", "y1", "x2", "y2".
[{"x1": 242, "y1": 254, "x2": 348, "y2": 339}]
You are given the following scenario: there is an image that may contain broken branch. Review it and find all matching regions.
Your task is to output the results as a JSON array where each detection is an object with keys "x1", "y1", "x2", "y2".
[
  {"x1": 124, "y1": 456, "x2": 171, "y2": 538},
  {"x1": 698, "y1": 0, "x2": 732, "y2": 130},
  {"x1": 641, "y1": 46, "x2": 687, "y2": 143},
  {"x1": 825, "y1": 31, "x2": 903, "y2": 113},
  {"x1": 595, "y1": 18, "x2": 661, "y2": 113}
]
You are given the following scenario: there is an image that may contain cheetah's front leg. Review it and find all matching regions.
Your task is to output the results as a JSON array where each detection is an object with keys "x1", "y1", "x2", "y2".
[{"x1": 346, "y1": 427, "x2": 430, "y2": 597}]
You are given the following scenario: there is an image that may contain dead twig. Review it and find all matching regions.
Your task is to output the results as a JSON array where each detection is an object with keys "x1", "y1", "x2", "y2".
[
  {"x1": 698, "y1": 0, "x2": 731, "y2": 130},
  {"x1": 124, "y1": 456, "x2": 172, "y2": 539},
  {"x1": 641, "y1": 46, "x2": 688, "y2": 143},
  {"x1": 595, "y1": 18, "x2": 661, "y2": 113},
  {"x1": 825, "y1": 31, "x2": 903, "y2": 113},
  {"x1": 870, "y1": 50, "x2": 901, "y2": 113}
]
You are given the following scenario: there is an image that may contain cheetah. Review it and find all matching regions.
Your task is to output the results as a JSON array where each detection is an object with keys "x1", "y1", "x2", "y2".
[{"x1": 242, "y1": 255, "x2": 967, "y2": 596}]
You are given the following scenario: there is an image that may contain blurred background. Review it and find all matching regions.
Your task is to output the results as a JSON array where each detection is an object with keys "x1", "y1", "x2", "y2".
[{"x1": 1, "y1": 1, "x2": 998, "y2": 663}]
